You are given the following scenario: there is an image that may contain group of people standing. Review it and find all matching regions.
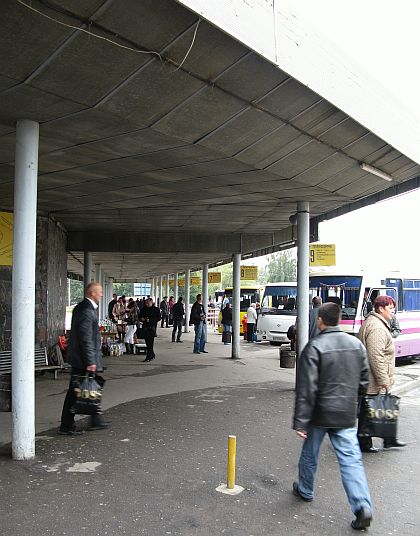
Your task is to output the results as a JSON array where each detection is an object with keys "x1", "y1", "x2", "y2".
[
  {"x1": 107, "y1": 292, "x2": 209, "y2": 358},
  {"x1": 220, "y1": 301, "x2": 261, "y2": 344},
  {"x1": 107, "y1": 293, "x2": 160, "y2": 362},
  {"x1": 159, "y1": 296, "x2": 185, "y2": 343}
]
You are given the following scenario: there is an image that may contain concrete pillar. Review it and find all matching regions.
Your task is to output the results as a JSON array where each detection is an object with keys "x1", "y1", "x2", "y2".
[
  {"x1": 184, "y1": 268, "x2": 191, "y2": 332},
  {"x1": 84, "y1": 251, "x2": 92, "y2": 286},
  {"x1": 174, "y1": 272, "x2": 179, "y2": 302},
  {"x1": 159, "y1": 275, "x2": 164, "y2": 304},
  {"x1": 108, "y1": 277, "x2": 114, "y2": 318},
  {"x1": 202, "y1": 263, "x2": 209, "y2": 342},
  {"x1": 166, "y1": 274, "x2": 170, "y2": 298},
  {"x1": 296, "y1": 201, "x2": 310, "y2": 357},
  {"x1": 202, "y1": 264, "x2": 209, "y2": 316},
  {"x1": 151, "y1": 277, "x2": 155, "y2": 303},
  {"x1": 232, "y1": 253, "x2": 241, "y2": 359},
  {"x1": 12, "y1": 119, "x2": 39, "y2": 460},
  {"x1": 95, "y1": 264, "x2": 102, "y2": 319}
]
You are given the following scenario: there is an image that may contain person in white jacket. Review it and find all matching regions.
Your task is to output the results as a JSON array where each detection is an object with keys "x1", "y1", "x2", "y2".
[{"x1": 246, "y1": 303, "x2": 258, "y2": 342}]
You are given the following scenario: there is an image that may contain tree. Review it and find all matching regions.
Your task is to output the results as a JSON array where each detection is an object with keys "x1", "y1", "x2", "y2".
[
  {"x1": 113, "y1": 282, "x2": 135, "y2": 296},
  {"x1": 69, "y1": 279, "x2": 84, "y2": 305},
  {"x1": 264, "y1": 249, "x2": 297, "y2": 283}
]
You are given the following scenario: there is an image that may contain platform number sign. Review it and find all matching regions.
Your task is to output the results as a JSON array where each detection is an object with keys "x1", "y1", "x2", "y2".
[
  {"x1": 240, "y1": 266, "x2": 258, "y2": 280},
  {"x1": 309, "y1": 244, "x2": 336, "y2": 266},
  {"x1": 208, "y1": 272, "x2": 221, "y2": 284}
]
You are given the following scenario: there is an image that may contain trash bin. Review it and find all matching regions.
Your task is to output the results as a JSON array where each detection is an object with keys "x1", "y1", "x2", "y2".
[
  {"x1": 279, "y1": 348, "x2": 296, "y2": 368},
  {"x1": 0, "y1": 374, "x2": 12, "y2": 412}
]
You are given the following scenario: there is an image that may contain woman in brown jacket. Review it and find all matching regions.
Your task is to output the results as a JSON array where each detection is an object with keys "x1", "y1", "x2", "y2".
[{"x1": 357, "y1": 295, "x2": 406, "y2": 452}]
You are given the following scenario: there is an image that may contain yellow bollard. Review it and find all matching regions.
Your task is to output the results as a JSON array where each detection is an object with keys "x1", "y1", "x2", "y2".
[{"x1": 227, "y1": 435, "x2": 236, "y2": 489}]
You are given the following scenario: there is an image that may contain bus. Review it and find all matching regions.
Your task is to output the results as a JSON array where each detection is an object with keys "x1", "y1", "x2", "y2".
[
  {"x1": 256, "y1": 282, "x2": 297, "y2": 345},
  {"x1": 218, "y1": 285, "x2": 264, "y2": 334},
  {"x1": 309, "y1": 272, "x2": 420, "y2": 361}
]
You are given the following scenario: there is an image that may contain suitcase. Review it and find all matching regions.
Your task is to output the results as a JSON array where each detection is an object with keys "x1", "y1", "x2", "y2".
[{"x1": 222, "y1": 331, "x2": 232, "y2": 344}]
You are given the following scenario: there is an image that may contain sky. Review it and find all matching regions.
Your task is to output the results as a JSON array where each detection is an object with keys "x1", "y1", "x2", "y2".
[
  {"x1": 291, "y1": 0, "x2": 420, "y2": 124},
  {"x1": 253, "y1": 1, "x2": 420, "y2": 276}
]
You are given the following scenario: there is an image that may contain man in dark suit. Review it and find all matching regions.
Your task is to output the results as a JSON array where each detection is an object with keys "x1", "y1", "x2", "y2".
[{"x1": 59, "y1": 282, "x2": 110, "y2": 435}]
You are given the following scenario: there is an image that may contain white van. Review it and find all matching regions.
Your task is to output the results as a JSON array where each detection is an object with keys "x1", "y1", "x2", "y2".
[{"x1": 256, "y1": 282, "x2": 297, "y2": 345}]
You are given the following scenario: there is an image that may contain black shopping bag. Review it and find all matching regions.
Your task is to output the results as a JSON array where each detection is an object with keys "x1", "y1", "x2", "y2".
[
  {"x1": 358, "y1": 391, "x2": 400, "y2": 438},
  {"x1": 71, "y1": 374, "x2": 104, "y2": 416}
]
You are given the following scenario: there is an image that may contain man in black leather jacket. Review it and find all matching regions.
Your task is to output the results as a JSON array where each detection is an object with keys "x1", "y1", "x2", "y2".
[
  {"x1": 292, "y1": 303, "x2": 373, "y2": 531},
  {"x1": 59, "y1": 282, "x2": 110, "y2": 435}
]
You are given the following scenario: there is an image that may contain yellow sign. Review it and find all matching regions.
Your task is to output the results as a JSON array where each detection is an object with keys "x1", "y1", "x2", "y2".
[
  {"x1": 309, "y1": 244, "x2": 336, "y2": 266},
  {"x1": 240, "y1": 265, "x2": 258, "y2": 280},
  {"x1": 208, "y1": 272, "x2": 221, "y2": 284},
  {"x1": 168, "y1": 277, "x2": 201, "y2": 287},
  {"x1": 0, "y1": 212, "x2": 13, "y2": 266}
]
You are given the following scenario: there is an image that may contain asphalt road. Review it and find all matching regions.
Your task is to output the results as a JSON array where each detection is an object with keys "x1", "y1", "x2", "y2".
[{"x1": 0, "y1": 380, "x2": 418, "y2": 536}]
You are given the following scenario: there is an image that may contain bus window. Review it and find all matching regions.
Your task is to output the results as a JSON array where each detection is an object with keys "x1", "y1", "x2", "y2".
[
  {"x1": 363, "y1": 288, "x2": 398, "y2": 317},
  {"x1": 309, "y1": 275, "x2": 362, "y2": 320}
]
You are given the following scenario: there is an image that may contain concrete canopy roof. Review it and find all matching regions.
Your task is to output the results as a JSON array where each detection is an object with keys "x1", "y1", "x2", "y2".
[{"x1": 1, "y1": 0, "x2": 419, "y2": 280}]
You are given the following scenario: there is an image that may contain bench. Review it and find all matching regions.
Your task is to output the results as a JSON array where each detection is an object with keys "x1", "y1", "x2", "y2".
[{"x1": 0, "y1": 347, "x2": 63, "y2": 379}]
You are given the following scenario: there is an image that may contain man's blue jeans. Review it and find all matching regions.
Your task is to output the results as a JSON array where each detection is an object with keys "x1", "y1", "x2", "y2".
[
  {"x1": 297, "y1": 425, "x2": 372, "y2": 514},
  {"x1": 193, "y1": 321, "x2": 206, "y2": 352}
]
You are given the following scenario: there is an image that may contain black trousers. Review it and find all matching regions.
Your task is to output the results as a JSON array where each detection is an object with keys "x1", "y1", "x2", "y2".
[
  {"x1": 172, "y1": 320, "x2": 183, "y2": 341},
  {"x1": 60, "y1": 369, "x2": 105, "y2": 430},
  {"x1": 161, "y1": 313, "x2": 169, "y2": 328},
  {"x1": 246, "y1": 323, "x2": 255, "y2": 342},
  {"x1": 144, "y1": 334, "x2": 156, "y2": 359}
]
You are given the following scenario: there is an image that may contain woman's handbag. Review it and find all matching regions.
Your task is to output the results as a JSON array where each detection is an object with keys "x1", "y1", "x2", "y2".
[
  {"x1": 71, "y1": 374, "x2": 105, "y2": 416},
  {"x1": 358, "y1": 390, "x2": 400, "y2": 438}
]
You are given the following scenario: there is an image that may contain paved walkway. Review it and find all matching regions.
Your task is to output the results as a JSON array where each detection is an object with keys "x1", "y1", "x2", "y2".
[
  {"x1": 1, "y1": 330, "x2": 419, "y2": 446},
  {"x1": 1, "y1": 331, "x2": 419, "y2": 535}
]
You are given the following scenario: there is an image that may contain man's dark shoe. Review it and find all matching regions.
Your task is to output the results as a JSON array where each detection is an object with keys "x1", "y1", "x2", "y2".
[
  {"x1": 351, "y1": 507, "x2": 372, "y2": 530},
  {"x1": 201, "y1": 350, "x2": 209, "y2": 353},
  {"x1": 87, "y1": 421, "x2": 111, "y2": 431},
  {"x1": 383, "y1": 439, "x2": 406, "y2": 449},
  {"x1": 292, "y1": 481, "x2": 313, "y2": 502},
  {"x1": 360, "y1": 446, "x2": 380, "y2": 453},
  {"x1": 193, "y1": 351, "x2": 200, "y2": 354},
  {"x1": 58, "y1": 428, "x2": 83, "y2": 436},
  {"x1": 176, "y1": 340, "x2": 183, "y2": 343}
]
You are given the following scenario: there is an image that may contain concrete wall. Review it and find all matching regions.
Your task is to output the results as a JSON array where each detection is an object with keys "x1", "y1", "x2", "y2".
[{"x1": 0, "y1": 215, "x2": 67, "y2": 351}]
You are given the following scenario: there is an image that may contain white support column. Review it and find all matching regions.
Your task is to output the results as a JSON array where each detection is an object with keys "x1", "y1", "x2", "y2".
[
  {"x1": 108, "y1": 277, "x2": 114, "y2": 317},
  {"x1": 296, "y1": 201, "x2": 310, "y2": 358},
  {"x1": 166, "y1": 274, "x2": 170, "y2": 298},
  {"x1": 202, "y1": 263, "x2": 209, "y2": 342},
  {"x1": 232, "y1": 253, "x2": 241, "y2": 359},
  {"x1": 95, "y1": 264, "x2": 102, "y2": 319},
  {"x1": 174, "y1": 272, "x2": 179, "y2": 302},
  {"x1": 84, "y1": 251, "x2": 92, "y2": 286},
  {"x1": 151, "y1": 277, "x2": 155, "y2": 303},
  {"x1": 12, "y1": 119, "x2": 39, "y2": 460},
  {"x1": 184, "y1": 268, "x2": 191, "y2": 333},
  {"x1": 159, "y1": 275, "x2": 164, "y2": 304}
]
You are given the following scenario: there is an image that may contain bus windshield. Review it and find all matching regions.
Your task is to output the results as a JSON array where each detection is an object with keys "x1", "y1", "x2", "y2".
[
  {"x1": 224, "y1": 288, "x2": 260, "y2": 312},
  {"x1": 261, "y1": 285, "x2": 297, "y2": 315},
  {"x1": 309, "y1": 275, "x2": 362, "y2": 320}
]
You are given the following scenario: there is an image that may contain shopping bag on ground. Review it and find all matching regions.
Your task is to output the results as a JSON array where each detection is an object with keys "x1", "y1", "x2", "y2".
[
  {"x1": 358, "y1": 391, "x2": 400, "y2": 438},
  {"x1": 71, "y1": 374, "x2": 104, "y2": 416}
]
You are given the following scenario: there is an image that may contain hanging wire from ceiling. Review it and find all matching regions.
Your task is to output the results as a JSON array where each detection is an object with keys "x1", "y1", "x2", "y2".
[{"x1": 15, "y1": 0, "x2": 163, "y2": 60}]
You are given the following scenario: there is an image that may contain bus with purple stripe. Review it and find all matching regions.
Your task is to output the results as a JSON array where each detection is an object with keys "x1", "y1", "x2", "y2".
[{"x1": 309, "y1": 272, "x2": 420, "y2": 361}]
